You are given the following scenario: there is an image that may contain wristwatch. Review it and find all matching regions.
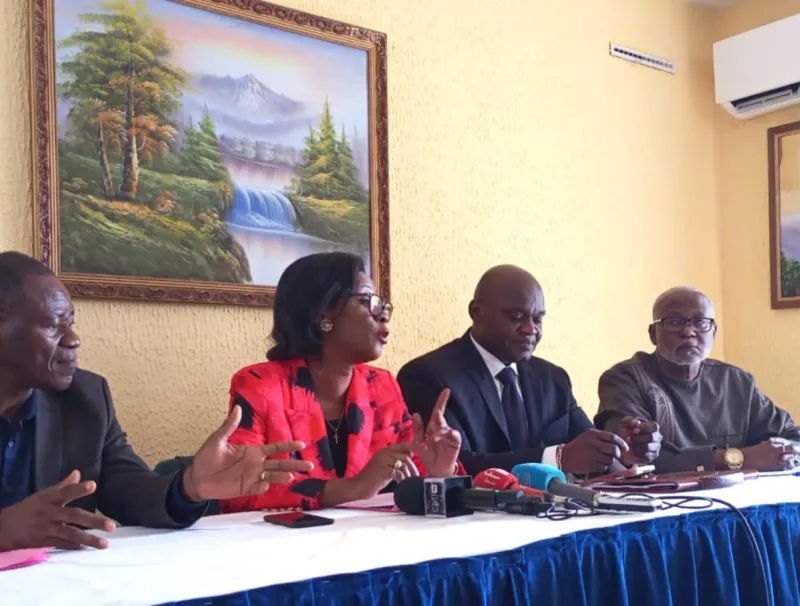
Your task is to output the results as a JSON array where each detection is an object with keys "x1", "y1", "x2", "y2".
[{"x1": 723, "y1": 447, "x2": 744, "y2": 471}]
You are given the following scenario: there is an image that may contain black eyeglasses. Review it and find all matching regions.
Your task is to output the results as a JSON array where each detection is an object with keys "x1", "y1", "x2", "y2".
[
  {"x1": 352, "y1": 293, "x2": 393, "y2": 320},
  {"x1": 653, "y1": 317, "x2": 715, "y2": 333}
]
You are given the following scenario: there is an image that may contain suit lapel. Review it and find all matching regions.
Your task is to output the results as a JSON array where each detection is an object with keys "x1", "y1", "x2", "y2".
[
  {"x1": 283, "y1": 361, "x2": 335, "y2": 476},
  {"x1": 34, "y1": 389, "x2": 63, "y2": 491},
  {"x1": 283, "y1": 361, "x2": 375, "y2": 478},
  {"x1": 343, "y1": 367, "x2": 375, "y2": 477},
  {"x1": 457, "y1": 335, "x2": 511, "y2": 446}
]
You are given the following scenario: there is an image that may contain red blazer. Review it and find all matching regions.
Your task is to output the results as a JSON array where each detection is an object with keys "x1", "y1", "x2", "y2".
[{"x1": 220, "y1": 359, "x2": 461, "y2": 512}]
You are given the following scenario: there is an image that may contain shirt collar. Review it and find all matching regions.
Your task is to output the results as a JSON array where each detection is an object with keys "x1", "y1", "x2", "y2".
[
  {"x1": 0, "y1": 391, "x2": 38, "y2": 425},
  {"x1": 18, "y1": 391, "x2": 38, "y2": 422},
  {"x1": 469, "y1": 332, "x2": 518, "y2": 379}
]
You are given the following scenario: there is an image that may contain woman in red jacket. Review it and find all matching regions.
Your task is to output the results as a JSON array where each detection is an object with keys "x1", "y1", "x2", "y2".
[{"x1": 221, "y1": 252, "x2": 463, "y2": 512}]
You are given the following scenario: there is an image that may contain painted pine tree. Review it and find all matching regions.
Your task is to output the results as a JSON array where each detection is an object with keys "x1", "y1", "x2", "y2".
[
  {"x1": 297, "y1": 98, "x2": 368, "y2": 203},
  {"x1": 181, "y1": 109, "x2": 230, "y2": 183}
]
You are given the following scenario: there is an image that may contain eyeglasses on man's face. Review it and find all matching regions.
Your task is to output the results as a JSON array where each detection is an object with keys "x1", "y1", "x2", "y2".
[
  {"x1": 353, "y1": 293, "x2": 393, "y2": 320},
  {"x1": 653, "y1": 317, "x2": 715, "y2": 333}
]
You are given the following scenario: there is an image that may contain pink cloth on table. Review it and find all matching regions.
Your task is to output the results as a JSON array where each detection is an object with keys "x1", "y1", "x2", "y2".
[{"x1": 0, "y1": 548, "x2": 50, "y2": 572}]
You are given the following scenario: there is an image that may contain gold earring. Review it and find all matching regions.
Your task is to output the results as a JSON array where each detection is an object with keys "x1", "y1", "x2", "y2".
[{"x1": 320, "y1": 318, "x2": 333, "y2": 333}]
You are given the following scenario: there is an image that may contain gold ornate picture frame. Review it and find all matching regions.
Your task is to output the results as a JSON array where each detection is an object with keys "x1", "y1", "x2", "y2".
[{"x1": 768, "y1": 120, "x2": 800, "y2": 309}]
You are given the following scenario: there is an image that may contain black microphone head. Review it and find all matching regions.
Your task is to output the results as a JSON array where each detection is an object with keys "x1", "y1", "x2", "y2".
[{"x1": 393, "y1": 477, "x2": 426, "y2": 515}]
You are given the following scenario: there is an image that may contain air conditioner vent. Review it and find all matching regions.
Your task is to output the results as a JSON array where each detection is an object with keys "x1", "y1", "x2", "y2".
[
  {"x1": 731, "y1": 82, "x2": 800, "y2": 111},
  {"x1": 609, "y1": 43, "x2": 676, "y2": 75}
]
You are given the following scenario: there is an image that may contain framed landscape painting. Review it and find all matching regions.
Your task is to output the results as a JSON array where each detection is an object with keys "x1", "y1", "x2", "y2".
[
  {"x1": 769, "y1": 120, "x2": 800, "y2": 309},
  {"x1": 31, "y1": 0, "x2": 389, "y2": 306}
]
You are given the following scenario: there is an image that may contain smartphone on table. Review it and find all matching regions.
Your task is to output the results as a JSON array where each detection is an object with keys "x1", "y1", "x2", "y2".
[{"x1": 263, "y1": 512, "x2": 334, "y2": 528}]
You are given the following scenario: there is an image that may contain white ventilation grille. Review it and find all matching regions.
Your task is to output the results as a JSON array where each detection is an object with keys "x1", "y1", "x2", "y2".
[{"x1": 609, "y1": 44, "x2": 676, "y2": 75}]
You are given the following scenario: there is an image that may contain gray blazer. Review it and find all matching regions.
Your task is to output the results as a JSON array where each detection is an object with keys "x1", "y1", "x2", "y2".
[{"x1": 34, "y1": 369, "x2": 203, "y2": 528}]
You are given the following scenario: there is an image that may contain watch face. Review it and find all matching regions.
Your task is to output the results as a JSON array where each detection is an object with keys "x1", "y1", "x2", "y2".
[{"x1": 726, "y1": 449, "x2": 744, "y2": 466}]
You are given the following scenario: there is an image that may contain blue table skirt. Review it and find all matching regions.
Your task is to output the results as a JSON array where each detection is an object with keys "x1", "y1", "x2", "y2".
[{"x1": 167, "y1": 503, "x2": 800, "y2": 606}]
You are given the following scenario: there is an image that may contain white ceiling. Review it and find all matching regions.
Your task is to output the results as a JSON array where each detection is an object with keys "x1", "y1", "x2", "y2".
[{"x1": 688, "y1": 0, "x2": 750, "y2": 8}]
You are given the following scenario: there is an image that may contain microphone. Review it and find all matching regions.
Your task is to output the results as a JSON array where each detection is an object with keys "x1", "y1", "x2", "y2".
[
  {"x1": 474, "y1": 468, "x2": 548, "y2": 500},
  {"x1": 393, "y1": 476, "x2": 525, "y2": 518},
  {"x1": 511, "y1": 463, "x2": 598, "y2": 505},
  {"x1": 511, "y1": 463, "x2": 662, "y2": 514}
]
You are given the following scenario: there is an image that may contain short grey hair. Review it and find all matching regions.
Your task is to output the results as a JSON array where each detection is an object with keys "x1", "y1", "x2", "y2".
[{"x1": 652, "y1": 286, "x2": 710, "y2": 321}]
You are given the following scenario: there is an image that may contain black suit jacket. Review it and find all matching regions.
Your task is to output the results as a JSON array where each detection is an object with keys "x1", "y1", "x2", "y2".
[
  {"x1": 396, "y1": 333, "x2": 592, "y2": 476},
  {"x1": 33, "y1": 369, "x2": 204, "y2": 528}
]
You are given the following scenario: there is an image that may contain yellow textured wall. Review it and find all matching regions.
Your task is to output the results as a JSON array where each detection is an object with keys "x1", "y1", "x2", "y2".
[
  {"x1": 0, "y1": 0, "x2": 722, "y2": 464},
  {"x1": 715, "y1": 0, "x2": 800, "y2": 420}
]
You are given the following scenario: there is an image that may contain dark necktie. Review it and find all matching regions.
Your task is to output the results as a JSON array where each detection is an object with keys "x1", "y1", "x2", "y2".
[{"x1": 496, "y1": 366, "x2": 530, "y2": 448}]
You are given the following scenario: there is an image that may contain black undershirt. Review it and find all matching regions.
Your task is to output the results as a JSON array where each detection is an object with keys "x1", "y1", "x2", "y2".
[{"x1": 325, "y1": 417, "x2": 349, "y2": 478}]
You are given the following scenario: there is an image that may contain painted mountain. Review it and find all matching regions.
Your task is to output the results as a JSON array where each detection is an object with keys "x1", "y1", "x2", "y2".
[{"x1": 181, "y1": 73, "x2": 312, "y2": 144}]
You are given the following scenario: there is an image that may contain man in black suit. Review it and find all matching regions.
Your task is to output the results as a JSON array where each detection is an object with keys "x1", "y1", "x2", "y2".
[
  {"x1": 0, "y1": 252, "x2": 313, "y2": 552},
  {"x1": 397, "y1": 265, "x2": 661, "y2": 477}
]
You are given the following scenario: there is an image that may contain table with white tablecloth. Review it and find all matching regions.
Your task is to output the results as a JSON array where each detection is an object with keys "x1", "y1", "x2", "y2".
[{"x1": 1, "y1": 476, "x2": 800, "y2": 606}]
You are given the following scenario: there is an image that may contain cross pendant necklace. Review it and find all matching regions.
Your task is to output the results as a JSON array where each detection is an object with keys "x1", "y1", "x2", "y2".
[{"x1": 326, "y1": 414, "x2": 344, "y2": 444}]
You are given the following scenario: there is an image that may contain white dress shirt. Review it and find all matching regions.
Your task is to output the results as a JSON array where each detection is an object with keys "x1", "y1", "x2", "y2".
[{"x1": 469, "y1": 333, "x2": 560, "y2": 468}]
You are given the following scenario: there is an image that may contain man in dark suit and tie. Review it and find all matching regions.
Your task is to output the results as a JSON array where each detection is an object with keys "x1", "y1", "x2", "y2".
[
  {"x1": 0, "y1": 251, "x2": 312, "y2": 552},
  {"x1": 397, "y1": 265, "x2": 661, "y2": 476}
]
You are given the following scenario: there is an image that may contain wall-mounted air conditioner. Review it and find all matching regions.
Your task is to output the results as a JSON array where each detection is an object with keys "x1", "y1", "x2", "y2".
[{"x1": 713, "y1": 12, "x2": 800, "y2": 120}]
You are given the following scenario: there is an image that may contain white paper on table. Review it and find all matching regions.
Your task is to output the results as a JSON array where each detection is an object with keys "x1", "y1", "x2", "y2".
[{"x1": 336, "y1": 493, "x2": 399, "y2": 511}]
